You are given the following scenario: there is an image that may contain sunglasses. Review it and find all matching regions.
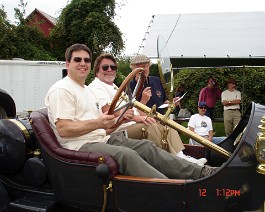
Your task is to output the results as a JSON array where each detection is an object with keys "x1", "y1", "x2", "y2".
[
  {"x1": 199, "y1": 106, "x2": 207, "y2": 109},
  {"x1": 72, "y1": 57, "x2": 91, "y2": 63},
  {"x1": 101, "y1": 64, "x2": 117, "y2": 71}
]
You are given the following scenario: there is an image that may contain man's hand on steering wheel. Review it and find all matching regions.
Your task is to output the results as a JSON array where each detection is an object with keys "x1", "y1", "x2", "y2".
[
  {"x1": 135, "y1": 115, "x2": 156, "y2": 126},
  {"x1": 98, "y1": 112, "x2": 116, "y2": 130},
  {"x1": 122, "y1": 108, "x2": 134, "y2": 121}
]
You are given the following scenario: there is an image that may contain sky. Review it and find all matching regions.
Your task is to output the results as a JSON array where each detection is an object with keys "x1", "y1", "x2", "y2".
[{"x1": 1, "y1": 0, "x2": 265, "y2": 55}]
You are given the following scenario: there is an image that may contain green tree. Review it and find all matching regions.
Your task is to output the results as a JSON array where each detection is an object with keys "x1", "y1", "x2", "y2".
[
  {"x1": 12, "y1": 25, "x2": 56, "y2": 60},
  {"x1": 173, "y1": 67, "x2": 265, "y2": 117},
  {"x1": 14, "y1": 0, "x2": 27, "y2": 25},
  {"x1": 50, "y1": 0, "x2": 124, "y2": 62},
  {"x1": 0, "y1": 5, "x2": 16, "y2": 59},
  {"x1": 0, "y1": 1, "x2": 55, "y2": 60}
]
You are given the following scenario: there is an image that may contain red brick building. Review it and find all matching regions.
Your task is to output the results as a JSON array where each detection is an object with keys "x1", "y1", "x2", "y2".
[{"x1": 26, "y1": 8, "x2": 56, "y2": 37}]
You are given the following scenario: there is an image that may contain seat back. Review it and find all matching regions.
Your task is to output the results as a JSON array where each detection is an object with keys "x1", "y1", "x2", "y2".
[{"x1": 30, "y1": 108, "x2": 118, "y2": 209}]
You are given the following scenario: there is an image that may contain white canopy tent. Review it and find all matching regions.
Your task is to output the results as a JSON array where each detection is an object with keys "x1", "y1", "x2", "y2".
[{"x1": 142, "y1": 12, "x2": 265, "y2": 68}]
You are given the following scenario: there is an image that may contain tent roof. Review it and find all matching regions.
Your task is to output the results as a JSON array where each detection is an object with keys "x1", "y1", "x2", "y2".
[{"x1": 142, "y1": 12, "x2": 265, "y2": 68}]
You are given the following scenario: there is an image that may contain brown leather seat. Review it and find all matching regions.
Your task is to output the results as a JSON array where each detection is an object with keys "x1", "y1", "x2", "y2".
[
  {"x1": 30, "y1": 107, "x2": 119, "y2": 176},
  {"x1": 183, "y1": 144, "x2": 206, "y2": 159},
  {"x1": 29, "y1": 108, "x2": 119, "y2": 208}
]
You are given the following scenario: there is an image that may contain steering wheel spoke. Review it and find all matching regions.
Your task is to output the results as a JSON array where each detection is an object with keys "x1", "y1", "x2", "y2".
[
  {"x1": 108, "y1": 67, "x2": 231, "y2": 159},
  {"x1": 108, "y1": 68, "x2": 145, "y2": 129}
]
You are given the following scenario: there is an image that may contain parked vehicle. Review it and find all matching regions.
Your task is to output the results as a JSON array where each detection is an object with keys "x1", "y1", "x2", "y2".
[
  {"x1": 0, "y1": 60, "x2": 65, "y2": 114},
  {"x1": 0, "y1": 40, "x2": 264, "y2": 211},
  {"x1": 0, "y1": 82, "x2": 264, "y2": 211}
]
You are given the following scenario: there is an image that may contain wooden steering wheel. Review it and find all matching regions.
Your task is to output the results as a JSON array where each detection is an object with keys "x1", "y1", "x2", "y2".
[
  {"x1": 107, "y1": 68, "x2": 232, "y2": 159},
  {"x1": 107, "y1": 68, "x2": 145, "y2": 129}
]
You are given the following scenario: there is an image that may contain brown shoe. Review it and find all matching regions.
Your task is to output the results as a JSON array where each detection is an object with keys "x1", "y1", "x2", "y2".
[{"x1": 200, "y1": 165, "x2": 219, "y2": 178}]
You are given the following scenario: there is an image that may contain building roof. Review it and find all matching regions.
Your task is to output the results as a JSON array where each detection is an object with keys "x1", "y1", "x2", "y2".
[
  {"x1": 26, "y1": 8, "x2": 57, "y2": 26},
  {"x1": 142, "y1": 12, "x2": 265, "y2": 68}
]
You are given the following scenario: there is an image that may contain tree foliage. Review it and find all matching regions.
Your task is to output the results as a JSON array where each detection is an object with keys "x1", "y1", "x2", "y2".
[
  {"x1": 0, "y1": 6, "x2": 15, "y2": 59},
  {"x1": 14, "y1": 0, "x2": 27, "y2": 25},
  {"x1": 173, "y1": 67, "x2": 265, "y2": 117},
  {"x1": 50, "y1": 0, "x2": 124, "y2": 62},
  {"x1": 12, "y1": 25, "x2": 56, "y2": 60},
  {"x1": 0, "y1": 1, "x2": 55, "y2": 60}
]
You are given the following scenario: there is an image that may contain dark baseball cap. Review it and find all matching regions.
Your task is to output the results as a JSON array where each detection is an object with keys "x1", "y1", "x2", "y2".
[{"x1": 198, "y1": 102, "x2": 207, "y2": 107}]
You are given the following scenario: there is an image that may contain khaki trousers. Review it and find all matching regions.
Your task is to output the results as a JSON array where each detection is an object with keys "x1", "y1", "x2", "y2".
[
  {"x1": 124, "y1": 122, "x2": 185, "y2": 155},
  {"x1": 223, "y1": 110, "x2": 241, "y2": 136}
]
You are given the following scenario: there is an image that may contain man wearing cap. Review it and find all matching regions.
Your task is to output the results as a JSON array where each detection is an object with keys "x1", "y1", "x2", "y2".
[
  {"x1": 88, "y1": 53, "x2": 207, "y2": 166},
  {"x1": 221, "y1": 78, "x2": 241, "y2": 136},
  {"x1": 129, "y1": 54, "x2": 169, "y2": 115},
  {"x1": 198, "y1": 78, "x2": 222, "y2": 119},
  {"x1": 188, "y1": 102, "x2": 226, "y2": 146}
]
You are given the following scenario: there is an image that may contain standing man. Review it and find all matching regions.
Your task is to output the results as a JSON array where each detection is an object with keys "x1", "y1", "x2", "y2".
[
  {"x1": 188, "y1": 102, "x2": 226, "y2": 146},
  {"x1": 221, "y1": 78, "x2": 241, "y2": 136},
  {"x1": 198, "y1": 78, "x2": 222, "y2": 119},
  {"x1": 45, "y1": 43, "x2": 216, "y2": 180},
  {"x1": 88, "y1": 53, "x2": 207, "y2": 166},
  {"x1": 129, "y1": 54, "x2": 168, "y2": 115}
]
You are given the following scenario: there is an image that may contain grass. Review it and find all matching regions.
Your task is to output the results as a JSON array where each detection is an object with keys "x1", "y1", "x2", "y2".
[{"x1": 179, "y1": 121, "x2": 226, "y2": 144}]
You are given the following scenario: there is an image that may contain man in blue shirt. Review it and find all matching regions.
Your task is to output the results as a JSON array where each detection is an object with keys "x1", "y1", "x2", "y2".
[{"x1": 130, "y1": 54, "x2": 168, "y2": 115}]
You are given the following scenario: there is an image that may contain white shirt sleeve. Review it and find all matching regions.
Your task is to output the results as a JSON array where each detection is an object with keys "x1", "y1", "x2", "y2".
[{"x1": 188, "y1": 115, "x2": 196, "y2": 128}]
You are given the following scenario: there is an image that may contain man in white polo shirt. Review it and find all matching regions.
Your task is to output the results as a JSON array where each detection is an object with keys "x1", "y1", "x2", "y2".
[
  {"x1": 88, "y1": 53, "x2": 207, "y2": 166},
  {"x1": 221, "y1": 78, "x2": 241, "y2": 136}
]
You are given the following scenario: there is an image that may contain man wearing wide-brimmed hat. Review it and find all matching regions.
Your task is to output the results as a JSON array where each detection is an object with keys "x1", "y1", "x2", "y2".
[{"x1": 221, "y1": 78, "x2": 241, "y2": 136}]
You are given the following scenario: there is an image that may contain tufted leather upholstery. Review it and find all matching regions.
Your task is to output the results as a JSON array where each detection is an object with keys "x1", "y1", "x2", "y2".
[
  {"x1": 183, "y1": 144, "x2": 206, "y2": 159},
  {"x1": 30, "y1": 107, "x2": 119, "y2": 178}
]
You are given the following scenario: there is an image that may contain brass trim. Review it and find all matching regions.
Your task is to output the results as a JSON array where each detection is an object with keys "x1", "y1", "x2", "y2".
[
  {"x1": 133, "y1": 100, "x2": 232, "y2": 159},
  {"x1": 256, "y1": 164, "x2": 265, "y2": 175},
  {"x1": 9, "y1": 119, "x2": 31, "y2": 142},
  {"x1": 98, "y1": 156, "x2": 105, "y2": 163}
]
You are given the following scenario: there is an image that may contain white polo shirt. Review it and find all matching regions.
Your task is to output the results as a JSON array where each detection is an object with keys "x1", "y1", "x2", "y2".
[
  {"x1": 221, "y1": 89, "x2": 241, "y2": 110},
  {"x1": 88, "y1": 78, "x2": 138, "y2": 130}
]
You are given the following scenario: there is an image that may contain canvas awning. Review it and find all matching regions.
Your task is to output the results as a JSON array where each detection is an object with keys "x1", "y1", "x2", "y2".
[{"x1": 142, "y1": 12, "x2": 265, "y2": 68}]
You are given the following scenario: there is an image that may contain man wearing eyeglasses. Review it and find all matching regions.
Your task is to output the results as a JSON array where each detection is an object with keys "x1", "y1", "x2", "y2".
[
  {"x1": 188, "y1": 102, "x2": 226, "y2": 146},
  {"x1": 45, "y1": 44, "x2": 217, "y2": 180},
  {"x1": 88, "y1": 53, "x2": 207, "y2": 166},
  {"x1": 129, "y1": 54, "x2": 169, "y2": 115}
]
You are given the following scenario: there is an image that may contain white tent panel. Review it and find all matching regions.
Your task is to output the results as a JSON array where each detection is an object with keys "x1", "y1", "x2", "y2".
[{"x1": 143, "y1": 12, "x2": 265, "y2": 59}]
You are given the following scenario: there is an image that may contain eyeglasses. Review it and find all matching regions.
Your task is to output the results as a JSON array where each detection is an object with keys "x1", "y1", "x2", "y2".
[
  {"x1": 72, "y1": 57, "x2": 91, "y2": 63},
  {"x1": 101, "y1": 64, "x2": 117, "y2": 71},
  {"x1": 199, "y1": 106, "x2": 207, "y2": 109}
]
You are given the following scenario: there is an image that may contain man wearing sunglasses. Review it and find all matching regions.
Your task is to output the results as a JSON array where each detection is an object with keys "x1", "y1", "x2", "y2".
[
  {"x1": 88, "y1": 53, "x2": 207, "y2": 166},
  {"x1": 45, "y1": 44, "x2": 217, "y2": 180},
  {"x1": 188, "y1": 102, "x2": 226, "y2": 146}
]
